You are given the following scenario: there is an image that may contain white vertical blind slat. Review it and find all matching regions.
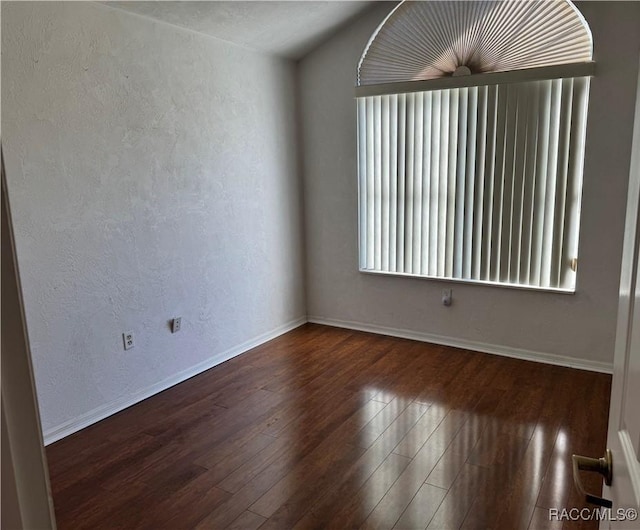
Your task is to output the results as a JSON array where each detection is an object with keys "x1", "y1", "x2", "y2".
[
  {"x1": 413, "y1": 92, "x2": 424, "y2": 274},
  {"x1": 530, "y1": 79, "x2": 552, "y2": 286},
  {"x1": 500, "y1": 85, "x2": 518, "y2": 283},
  {"x1": 540, "y1": 79, "x2": 563, "y2": 287},
  {"x1": 421, "y1": 92, "x2": 433, "y2": 274},
  {"x1": 463, "y1": 87, "x2": 477, "y2": 280},
  {"x1": 381, "y1": 96, "x2": 390, "y2": 271},
  {"x1": 366, "y1": 97, "x2": 375, "y2": 270},
  {"x1": 389, "y1": 95, "x2": 398, "y2": 272},
  {"x1": 472, "y1": 85, "x2": 488, "y2": 280},
  {"x1": 482, "y1": 85, "x2": 499, "y2": 281},
  {"x1": 561, "y1": 77, "x2": 589, "y2": 288},
  {"x1": 551, "y1": 78, "x2": 574, "y2": 286},
  {"x1": 439, "y1": 90, "x2": 450, "y2": 277},
  {"x1": 510, "y1": 83, "x2": 530, "y2": 284},
  {"x1": 358, "y1": 98, "x2": 367, "y2": 268},
  {"x1": 445, "y1": 89, "x2": 459, "y2": 278},
  {"x1": 519, "y1": 81, "x2": 541, "y2": 285},
  {"x1": 405, "y1": 93, "x2": 415, "y2": 274},
  {"x1": 454, "y1": 88, "x2": 468, "y2": 279},
  {"x1": 374, "y1": 96, "x2": 383, "y2": 271},
  {"x1": 491, "y1": 84, "x2": 508, "y2": 282},
  {"x1": 396, "y1": 94, "x2": 406, "y2": 272},
  {"x1": 429, "y1": 91, "x2": 441, "y2": 276}
]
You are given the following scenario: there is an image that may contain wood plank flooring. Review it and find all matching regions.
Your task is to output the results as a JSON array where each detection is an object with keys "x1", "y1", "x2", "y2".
[{"x1": 46, "y1": 324, "x2": 611, "y2": 529}]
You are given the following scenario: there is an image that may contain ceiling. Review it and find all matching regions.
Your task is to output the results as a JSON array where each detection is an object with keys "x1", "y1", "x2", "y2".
[{"x1": 102, "y1": 1, "x2": 377, "y2": 59}]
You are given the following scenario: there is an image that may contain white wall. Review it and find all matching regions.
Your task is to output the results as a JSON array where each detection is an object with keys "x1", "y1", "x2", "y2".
[
  {"x1": 299, "y1": 1, "x2": 640, "y2": 370},
  {"x1": 2, "y1": 2, "x2": 306, "y2": 441}
]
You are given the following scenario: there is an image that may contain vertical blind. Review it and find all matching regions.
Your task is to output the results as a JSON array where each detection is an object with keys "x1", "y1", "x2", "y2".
[{"x1": 357, "y1": 76, "x2": 590, "y2": 290}]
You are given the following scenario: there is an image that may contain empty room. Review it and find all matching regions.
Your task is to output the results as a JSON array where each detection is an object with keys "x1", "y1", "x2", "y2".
[{"x1": 2, "y1": 1, "x2": 640, "y2": 529}]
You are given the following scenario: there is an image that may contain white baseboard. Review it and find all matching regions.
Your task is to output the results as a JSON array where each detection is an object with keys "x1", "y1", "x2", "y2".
[
  {"x1": 308, "y1": 316, "x2": 613, "y2": 374},
  {"x1": 43, "y1": 316, "x2": 308, "y2": 445},
  {"x1": 45, "y1": 314, "x2": 611, "y2": 444}
]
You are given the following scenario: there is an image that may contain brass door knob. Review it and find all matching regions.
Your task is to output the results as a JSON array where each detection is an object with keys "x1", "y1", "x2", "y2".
[{"x1": 571, "y1": 449, "x2": 613, "y2": 508}]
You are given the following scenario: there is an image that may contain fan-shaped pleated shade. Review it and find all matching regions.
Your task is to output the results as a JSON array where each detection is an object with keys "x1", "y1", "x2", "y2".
[{"x1": 358, "y1": 0, "x2": 593, "y2": 86}]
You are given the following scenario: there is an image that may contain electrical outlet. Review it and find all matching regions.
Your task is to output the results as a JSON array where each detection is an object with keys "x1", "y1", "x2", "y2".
[
  {"x1": 172, "y1": 317, "x2": 182, "y2": 334},
  {"x1": 123, "y1": 331, "x2": 134, "y2": 350},
  {"x1": 442, "y1": 289, "x2": 452, "y2": 307}
]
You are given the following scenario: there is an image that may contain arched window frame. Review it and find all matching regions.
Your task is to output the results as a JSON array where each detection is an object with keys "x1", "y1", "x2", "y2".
[{"x1": 356, "y1": 0, "x2": 595, "y2": 292}]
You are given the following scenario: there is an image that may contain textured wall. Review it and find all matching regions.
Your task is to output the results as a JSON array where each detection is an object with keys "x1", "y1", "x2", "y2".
[
  {"x1": 299, "y1": 1, "x2": 640, "y2": 366},
  {"x1": 2, "y1": 2, "x2": 306, "y2": 436}
]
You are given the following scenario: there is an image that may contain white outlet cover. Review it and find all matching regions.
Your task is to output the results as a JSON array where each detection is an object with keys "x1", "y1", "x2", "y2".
[{"x1": 123, "y1": 331, "x2": 134, "y2": 350}]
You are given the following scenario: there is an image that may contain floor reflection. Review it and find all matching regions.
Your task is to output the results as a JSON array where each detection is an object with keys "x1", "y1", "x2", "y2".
[{"x1": 355, "y1": 377, "x2": 604, "y2": 529}]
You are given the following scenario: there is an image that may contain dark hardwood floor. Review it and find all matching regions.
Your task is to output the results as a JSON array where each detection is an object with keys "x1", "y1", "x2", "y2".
[{"x1": 46, "y1": 324, "x2": 611, "y2": 529}]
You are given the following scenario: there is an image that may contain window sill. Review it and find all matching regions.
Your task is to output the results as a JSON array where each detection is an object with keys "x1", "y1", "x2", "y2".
[{"x1": 359, "y1": 268, "x2": 576, "y2": 294}]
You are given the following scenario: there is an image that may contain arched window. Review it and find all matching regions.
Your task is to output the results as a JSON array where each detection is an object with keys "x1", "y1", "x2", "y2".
[{"x1": 356, "y1": 0, "x2": 594, "y2": 291}]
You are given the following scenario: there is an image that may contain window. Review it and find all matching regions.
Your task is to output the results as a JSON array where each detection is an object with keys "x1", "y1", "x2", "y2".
[{"x1": 356, "y1": 0, "x2": 594, "y2": 292}]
